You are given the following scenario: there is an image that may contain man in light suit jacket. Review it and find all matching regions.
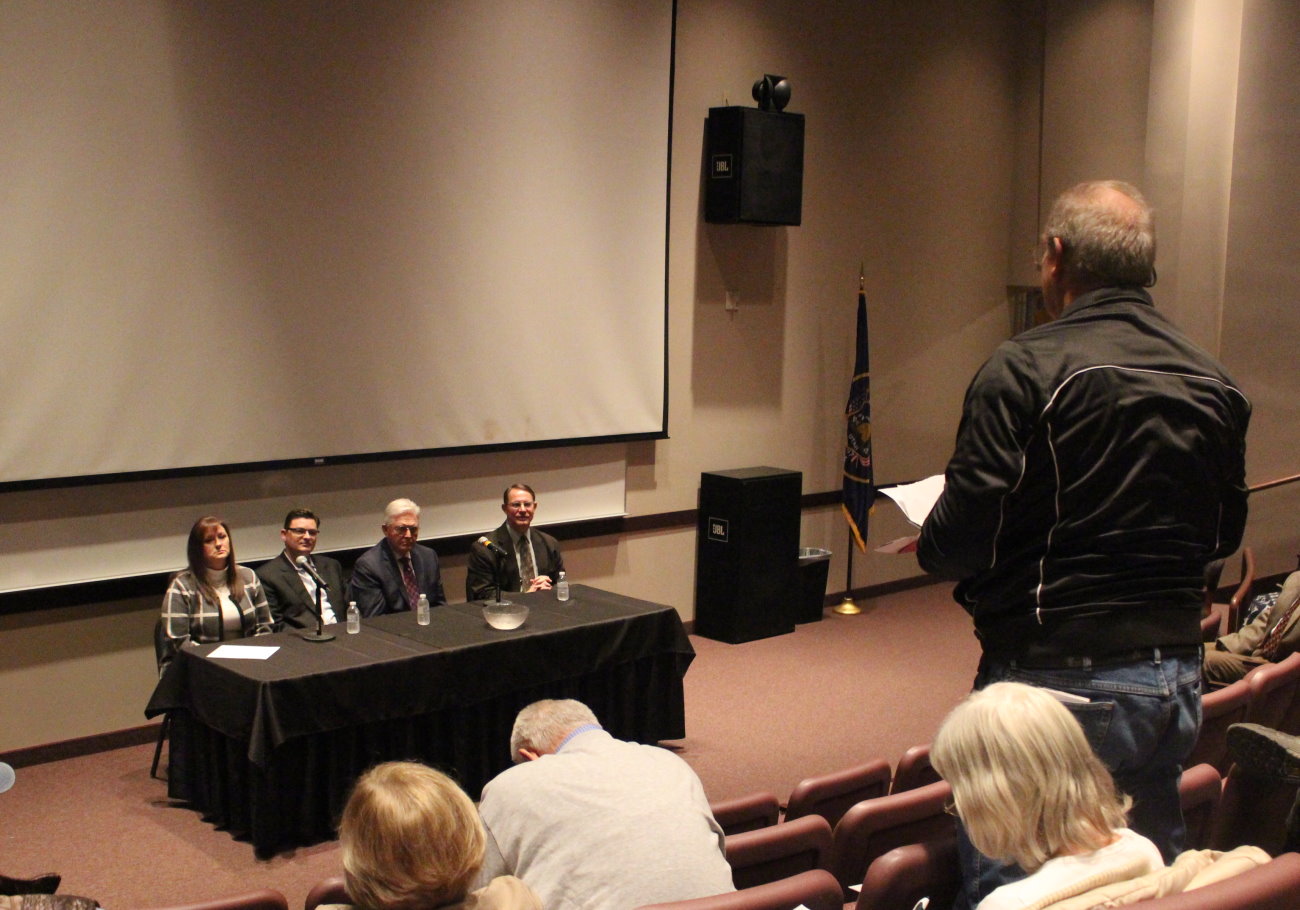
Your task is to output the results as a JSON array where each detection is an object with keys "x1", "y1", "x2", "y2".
[
  {"x1": 347, "y1": 497, "x2": 447, "y2": 617},
  {"x1": 466, "y1": 483, "x2": 564, "y2": 602},
  {"x1": 256, "y1": 508, "x2": 348, "y2": 631},
  {"x1": 1205, "y1": 570, "x2": 1300, "y2": 686}
]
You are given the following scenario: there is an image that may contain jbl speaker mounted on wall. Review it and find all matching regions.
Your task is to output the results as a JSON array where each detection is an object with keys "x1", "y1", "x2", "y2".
[{"x1": 705, "y1": 106, "x2": 804, "y2": 226}]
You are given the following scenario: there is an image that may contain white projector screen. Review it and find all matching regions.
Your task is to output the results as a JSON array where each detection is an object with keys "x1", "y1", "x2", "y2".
[{"x1": 0, "y1": 0, "x2": 671, "y2": 488}]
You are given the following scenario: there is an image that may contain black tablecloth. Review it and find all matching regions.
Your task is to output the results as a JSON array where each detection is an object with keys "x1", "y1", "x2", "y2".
[{"x1": 145, "y1": 585, "x2": 694, "y2": 854}]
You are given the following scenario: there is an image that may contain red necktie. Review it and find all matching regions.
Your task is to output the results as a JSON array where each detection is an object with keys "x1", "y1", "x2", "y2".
[{"x1": 400, "y1": 556, "x2": 420, "y2": 609}]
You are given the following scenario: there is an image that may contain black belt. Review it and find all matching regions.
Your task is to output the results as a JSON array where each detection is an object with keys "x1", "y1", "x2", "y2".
[{"x1": 1011, "y1": 644, "x2": 1201, "y2": 670}]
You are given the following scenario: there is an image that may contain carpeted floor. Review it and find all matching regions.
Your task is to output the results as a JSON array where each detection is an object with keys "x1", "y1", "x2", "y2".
[{"x1": 0, "y1": 581, "x2": 978, "y2": 909}]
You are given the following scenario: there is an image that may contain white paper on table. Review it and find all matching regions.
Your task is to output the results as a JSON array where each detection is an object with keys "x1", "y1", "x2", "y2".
[
  {"x1": 880, "y1": 474, "x2": 946, "y2": 527},
  {"x1": 207, "y1": 644, "x2": 279, "y2": 660}
]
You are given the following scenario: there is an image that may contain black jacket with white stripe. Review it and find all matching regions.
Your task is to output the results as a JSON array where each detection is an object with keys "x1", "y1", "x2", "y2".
[{"x1": 918, "y1": 286, "x2": 1251, "y2": 660}]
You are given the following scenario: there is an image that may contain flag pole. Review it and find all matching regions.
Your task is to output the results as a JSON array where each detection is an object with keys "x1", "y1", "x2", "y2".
[
  {"x1": 834, "y1": 266, "x2": 869, "y2": 616},
  {"x1": 835, "y1": 531, "x2": 860, "y2": 614}
]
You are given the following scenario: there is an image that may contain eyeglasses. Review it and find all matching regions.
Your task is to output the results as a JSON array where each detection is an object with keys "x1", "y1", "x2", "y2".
[
  {"x1": 389, "y1": 525, "x2": 419, "y2": 536},
  {"x1": 507, "y1": 502, "x2": 536, "y2": 511},
  {"x1": 285, "y1": 527, "x2": 319, "y2": 537}
]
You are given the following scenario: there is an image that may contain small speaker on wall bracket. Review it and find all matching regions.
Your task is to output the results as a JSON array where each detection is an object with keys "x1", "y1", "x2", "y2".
[{"x1": 705, "y1": 104, "x2": 804, "y2": 226}]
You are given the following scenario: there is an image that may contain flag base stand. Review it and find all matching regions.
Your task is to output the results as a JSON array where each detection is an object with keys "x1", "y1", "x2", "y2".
[{"x1": 832, "y1": 595, "x2": 861, "y2": 616}]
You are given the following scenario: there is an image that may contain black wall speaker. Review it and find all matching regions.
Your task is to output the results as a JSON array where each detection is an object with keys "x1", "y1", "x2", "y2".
[
  {"x1": 705, "y1": 106, "x2": 805, "y2": 226},
  {"x1": 694, "y1": 466, "x2": 802, "y2": 643}
]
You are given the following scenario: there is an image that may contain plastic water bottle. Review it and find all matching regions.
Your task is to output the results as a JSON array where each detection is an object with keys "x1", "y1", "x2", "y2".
[
  {"x1": 416, "y1": 593, "x2": 431, "y2": 625},
  {"x1": 555, "y1": 571, "x2": 570, "y2": 602},
  {"x1": 347, "y1": 601, "x2": 360, "y2": 634}
]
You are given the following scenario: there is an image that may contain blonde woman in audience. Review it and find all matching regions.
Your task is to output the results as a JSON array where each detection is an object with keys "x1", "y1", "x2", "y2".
[
  {"x1": 931, "y1": 682, "x2": 1163, "y2": 910},
  {"x1": 329, "y1": 762, "x2": 541, "y2": 910},
  {"x1": 158, "y1": 516, "x2": 273, "y2": 672}
]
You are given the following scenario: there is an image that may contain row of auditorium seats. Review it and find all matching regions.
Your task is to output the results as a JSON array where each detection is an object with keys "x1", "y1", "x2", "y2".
[
  {"x1": 637, "y1": 851, "x2": 1300, "y2": 910},
  {"x1": 1190, "y1": 651, "x2": 1300, "y2": 773},
  {"x1": 120, "y1": 848, "x2": 1300, "y2": 910},
  {"x1": 705, "y1": 760, "x2": 1227, "y2": 907},
  {"x1": 129, "y1": 755, "x2": 1299, "y2": 910},
  {"x1": 710, "y1": 743, "x2": 941, "y2": 840}
]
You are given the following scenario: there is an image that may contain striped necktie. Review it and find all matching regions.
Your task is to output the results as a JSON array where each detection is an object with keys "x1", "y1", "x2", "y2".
[{"x1": 516, "y1": 535, "x2": 536, "y2": 590}]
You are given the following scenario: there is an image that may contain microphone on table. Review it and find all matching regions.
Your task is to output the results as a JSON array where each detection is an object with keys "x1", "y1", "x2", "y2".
[
  {"x1": 476, "y1": 536, "x2": 510, "y2": 557},
  {"x1": 294, "y1": 556, "x2": 336, "y2": 643},
  {"x1": 295, "y1": 555, "x2": 329, "y2": 588}
]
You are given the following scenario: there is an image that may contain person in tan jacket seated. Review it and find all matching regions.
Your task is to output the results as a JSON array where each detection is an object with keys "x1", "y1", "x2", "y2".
[{"x1": 1204, "y1": 570, "x2": 1300, "y2": 687}]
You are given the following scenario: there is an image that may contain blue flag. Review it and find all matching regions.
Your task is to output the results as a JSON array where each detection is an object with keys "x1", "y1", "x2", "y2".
[{"x1": 842, "y1": 286, "x2": 874, "y2": 551}]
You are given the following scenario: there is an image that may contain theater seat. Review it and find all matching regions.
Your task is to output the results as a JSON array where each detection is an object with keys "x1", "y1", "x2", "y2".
[
  {"x1": 724, "y1": 814, "x2": 832, "y2": 891},
  {"x1": 304, "y1": 877, "x2": 348, "y2": 910},
  {"x1": 143, "y1": 889, "x2": 289, "y2": 910},
  {"x1": 852, "y1": 834, "x2": 959, "y2": 910},
  {"x1": 635, "y1": 869, "x2": 844, "y2": 910},
  {"x1": 828, "y1": 778, "x2": 954, "y2": 900},
  {"x1": 783, "y1": 758, "x2": 891, "y2": 827},
  {"x1": 1188, "y1": 677, "x2": 1252, "y2": 773},
  {"x1": 890, "y1": 743, "x2": 940, "y2": 794},
  {"x1": 1244, "y1": 651, "x2": 1300, "y2": 732},
  {"x1": 1178, "y1": 763, "x2": 1222, "y2": 851},
  {"x1": 710, "y1": 790, "x2": 781, "y2": 836},
  {"x1": 1212, "y1": 765, "x2": 1300, "y2": 855},
  {"x1": 1224, "y1": 547, "x2": 1257, "y2": 635}
]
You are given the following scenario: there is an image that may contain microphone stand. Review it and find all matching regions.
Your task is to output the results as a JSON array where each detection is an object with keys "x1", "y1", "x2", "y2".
[
  {"x1": 299, "y1": 572, "x2": 336, "y2": 643},
  {"x1": 487, "y1": 549, "x2": 511, "y2": 608}
]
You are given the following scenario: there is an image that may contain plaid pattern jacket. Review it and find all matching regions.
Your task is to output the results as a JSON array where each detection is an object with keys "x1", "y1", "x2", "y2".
[{"x1": 159, "y1": 565, "x2": 273, "y2": 672}]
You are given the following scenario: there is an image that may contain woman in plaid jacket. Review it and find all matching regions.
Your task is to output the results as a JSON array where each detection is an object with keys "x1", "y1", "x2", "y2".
[{"x1": 158, "y1": 516, "x2": 273, "y2": 672}]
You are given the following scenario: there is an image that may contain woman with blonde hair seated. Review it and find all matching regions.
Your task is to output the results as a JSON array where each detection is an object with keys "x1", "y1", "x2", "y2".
[
  {"x1": 931, "y1": 682, "x2": 1163, "y2": 910},
  {"x1": 334, "y1": 762, "x2": 540, "y2": 910}
]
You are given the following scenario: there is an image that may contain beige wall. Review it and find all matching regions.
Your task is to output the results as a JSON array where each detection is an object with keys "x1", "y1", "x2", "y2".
[{"x1": 2, "y1": 0, "x2": 1297, "y2": 754}]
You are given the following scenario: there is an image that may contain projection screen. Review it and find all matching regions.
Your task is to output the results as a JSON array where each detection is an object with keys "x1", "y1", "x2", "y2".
[{"x1": 0, "y1": 0, "x2": 671, "y2": 489}]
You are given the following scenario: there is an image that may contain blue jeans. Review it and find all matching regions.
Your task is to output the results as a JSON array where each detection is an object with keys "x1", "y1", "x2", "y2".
[{"x1": 953, "y1": 648, "x2": 1203, "y2": 910}]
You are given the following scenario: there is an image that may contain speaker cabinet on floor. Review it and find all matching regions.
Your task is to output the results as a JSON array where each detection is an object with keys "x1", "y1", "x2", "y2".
[
  {"x1": 694, "y1": 467, "x2": 802, "y2": 643},
  {"x1": 705, "y1": 106, "x2": 804, "y2": 226}
]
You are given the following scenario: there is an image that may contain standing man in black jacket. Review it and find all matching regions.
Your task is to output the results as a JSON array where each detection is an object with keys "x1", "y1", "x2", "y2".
[{"x1": 918, "y1": 180, "x2": 1250, "y2": 908}]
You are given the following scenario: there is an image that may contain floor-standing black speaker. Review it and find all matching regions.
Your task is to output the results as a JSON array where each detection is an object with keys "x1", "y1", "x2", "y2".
[{"x1": 694, "y1": 467, "x2": 802, "y2": 643}]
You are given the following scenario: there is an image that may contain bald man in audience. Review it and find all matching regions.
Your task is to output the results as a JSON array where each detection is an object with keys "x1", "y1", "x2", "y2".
[
  {"x1": 474, "y1": 699, "x2": 734, "y2": 910},
  {"x1": 346, "y1": 498, "x2": 446, "y2": 617}
]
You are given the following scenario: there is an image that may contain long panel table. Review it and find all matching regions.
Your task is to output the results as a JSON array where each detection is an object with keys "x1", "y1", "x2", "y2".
[{"x1": 145, "y1": 585, "x2": 694, "y2": 854}]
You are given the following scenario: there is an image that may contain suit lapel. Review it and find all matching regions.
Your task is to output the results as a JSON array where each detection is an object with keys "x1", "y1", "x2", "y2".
[{"x1": 278, "y1": 553, "x2": 316, "y2": 610}]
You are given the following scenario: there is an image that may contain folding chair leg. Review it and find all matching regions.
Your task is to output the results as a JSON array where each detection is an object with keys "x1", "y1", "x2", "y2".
[{"x1": 150, "y1": 713, "x2": 170, "y2": 780}]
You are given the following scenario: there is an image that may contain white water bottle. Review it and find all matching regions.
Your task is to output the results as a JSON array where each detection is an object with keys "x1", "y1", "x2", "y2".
[
  {"x1": 555, "y1": 571, "x2": 569, "y2": 602},
  {"x1": 347, "y1": 601, "x2": 360, "y2": 634},
  {"x1": 417, "y1": 593, "x2": 431, "y2": 625}
]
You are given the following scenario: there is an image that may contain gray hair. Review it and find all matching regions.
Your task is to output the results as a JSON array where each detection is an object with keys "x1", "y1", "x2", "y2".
[
  {"x1": 384, "y1": 498, "x2": 421, "y2": 524},
  {"x1": 1042, "y1": 180, "x2": 1156, "y2": 291},
  {"x1": 510, "y1": 699, "x2": 600, "y2": 760}
]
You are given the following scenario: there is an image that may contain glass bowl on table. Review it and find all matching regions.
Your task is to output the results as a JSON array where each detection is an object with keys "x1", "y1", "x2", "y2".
[{"x1": 483, "y1": 602, "x2": 529, "y2": 630}]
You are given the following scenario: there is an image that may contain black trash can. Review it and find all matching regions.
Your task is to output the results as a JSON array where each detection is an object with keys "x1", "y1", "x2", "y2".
[{"x1": 795, "y1": 547, "x2": 832, "y2": 623}]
